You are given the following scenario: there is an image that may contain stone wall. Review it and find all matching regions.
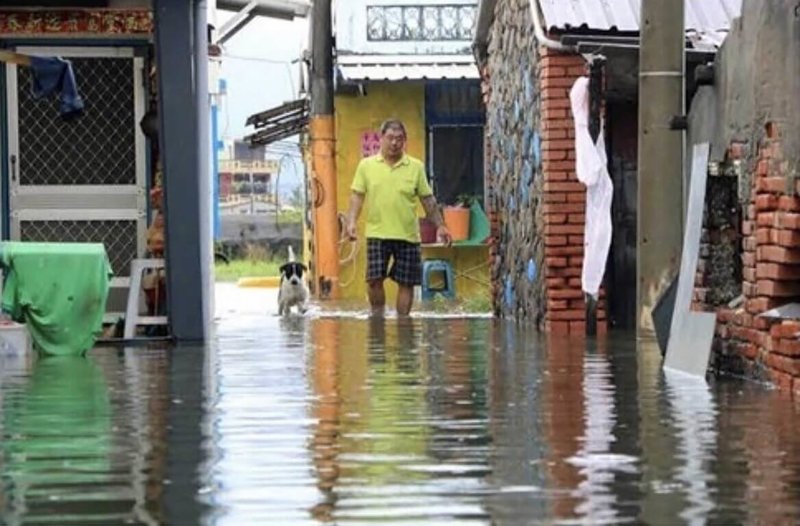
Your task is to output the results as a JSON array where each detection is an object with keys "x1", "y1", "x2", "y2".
[
  {"x1": 483, "y1": 0, "x2": 607, "y2": 334},
  {"x1": 693, "y1": 175, "x2": 741, "y2": 312},
  {"x1": 484, "y1": 0, "x2": 545, "y2": 324}
]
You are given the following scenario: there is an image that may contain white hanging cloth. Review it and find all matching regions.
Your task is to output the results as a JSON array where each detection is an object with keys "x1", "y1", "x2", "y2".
[{"x1": 569, "y1": 76, "x2": 613, "y2": 299}]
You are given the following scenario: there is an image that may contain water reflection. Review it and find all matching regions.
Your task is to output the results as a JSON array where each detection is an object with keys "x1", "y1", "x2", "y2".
[
  {"x1": 1, "y1": 286, "x2": 800, "y2": 525},
  {"x1": 568, "y1": 341, "x2": 637, "y2": 525},
  {"x1": 663, "y1": 370, "x2": 717, "y2": 526},
  {"x1": 0, "y1": 350, "x2": 171, "y2": 525}
]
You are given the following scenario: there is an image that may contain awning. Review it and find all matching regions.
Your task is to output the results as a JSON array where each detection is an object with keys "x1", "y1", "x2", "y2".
[
  {"x1": 244, "y1": 99, "x2": 309, "y2": 147},
  {"x1": 538, "y1": 0, "x2": 741, "y2": 51},
  {"x1": 337, "y1": 54, "x2": 479, "y2": 82}
]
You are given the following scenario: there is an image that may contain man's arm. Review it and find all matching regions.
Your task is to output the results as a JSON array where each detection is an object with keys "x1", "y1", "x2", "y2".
[
  {"x1": 421, "y1": 195, "x2": 452, "y2": 245},
  {"x1": 421, "y1": 195, "x2": 444, "y2": 227},
  {"x1": 345, "y1": 191, "x2": 365, "y2": 240}
]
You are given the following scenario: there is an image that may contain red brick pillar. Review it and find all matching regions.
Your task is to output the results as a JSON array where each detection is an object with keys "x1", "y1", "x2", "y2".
[
  {"x1": 539, "y1": 49, "x2": 607, "y2": 336},
  {"x1": 481, "y1": 64, "x2": 502, "y2": 315}
]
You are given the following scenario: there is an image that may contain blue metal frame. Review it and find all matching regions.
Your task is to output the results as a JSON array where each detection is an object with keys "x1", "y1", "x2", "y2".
[
  {"x1": 0, "y1": 61, "x2": 7, "y2": 240},
  {"x1": 154, "y1": 0, "x2": 211, "y2": 341},
  {"x1": 211, "y1": 95, "x2": 220, "y2": 240}
]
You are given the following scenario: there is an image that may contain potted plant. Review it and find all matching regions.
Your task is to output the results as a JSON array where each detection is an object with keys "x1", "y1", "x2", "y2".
[
  {"x1": 419, "y1": 216, "x2": 438, "y2": 244},
  {"x1": 443, "y1": 194, "x2": 474, "y2": 242}
]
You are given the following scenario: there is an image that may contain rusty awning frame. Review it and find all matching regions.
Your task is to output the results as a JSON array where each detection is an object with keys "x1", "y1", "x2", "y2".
[{"x1": 244, "y1": 98, "x2": 309, "y2": 147}]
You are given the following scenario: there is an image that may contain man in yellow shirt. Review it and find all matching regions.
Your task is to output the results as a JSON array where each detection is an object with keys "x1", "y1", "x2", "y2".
[{"x1": 346, "y1": 119, "x2": 452, "y2": 316}]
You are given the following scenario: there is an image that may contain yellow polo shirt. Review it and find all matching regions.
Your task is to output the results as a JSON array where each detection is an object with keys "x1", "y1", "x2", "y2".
[{"x1": 351, "y1": 153, "x2": 433, "y2": 243}]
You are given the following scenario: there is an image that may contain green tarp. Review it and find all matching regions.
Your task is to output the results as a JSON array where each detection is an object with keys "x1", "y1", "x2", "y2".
[{"x1": 1, "y1": 242, "x2": 112, "y2": 356}]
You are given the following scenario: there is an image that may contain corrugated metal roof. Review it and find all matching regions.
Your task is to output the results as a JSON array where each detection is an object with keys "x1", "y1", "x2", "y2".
[
  {"x1": 538, "y1": 0, "x2": 742, "y2": 34},
  {"x1": 337, "y1": 55, "x2": 479, "y2": 81}
]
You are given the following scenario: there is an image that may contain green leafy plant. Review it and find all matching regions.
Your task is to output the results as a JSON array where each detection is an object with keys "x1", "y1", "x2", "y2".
[{"x1": 454, "y1": 194, "x2": 477, "y2": 208}]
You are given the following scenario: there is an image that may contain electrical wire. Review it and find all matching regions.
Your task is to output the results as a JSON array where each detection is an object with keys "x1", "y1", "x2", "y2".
[{"x1": 220, "y1": 53, "x2": 297, "y2": 102}]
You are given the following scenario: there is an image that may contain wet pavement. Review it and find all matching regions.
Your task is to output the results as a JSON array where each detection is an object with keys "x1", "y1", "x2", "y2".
[{"x1": 1, "y1": 283, "x2": 800, "y2": 525}]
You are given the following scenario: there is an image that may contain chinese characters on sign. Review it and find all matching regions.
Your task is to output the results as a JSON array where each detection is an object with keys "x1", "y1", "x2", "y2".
[
  {"x1": 0, "y1": 10, "x2": 153, "y2": 35},
  {"x1": 361, "y1": 131, "x2": 381, "y2": 157}
]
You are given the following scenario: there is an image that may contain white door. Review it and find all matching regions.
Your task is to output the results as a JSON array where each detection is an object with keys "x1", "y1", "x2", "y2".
[{"x1": 5, "y1": 46, "x2": 147, "y2": 311}]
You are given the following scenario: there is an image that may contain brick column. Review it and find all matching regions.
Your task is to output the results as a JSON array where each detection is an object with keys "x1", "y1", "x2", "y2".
[{"x1": 540, "y1": 49, "x2": 607, "y2": 335}]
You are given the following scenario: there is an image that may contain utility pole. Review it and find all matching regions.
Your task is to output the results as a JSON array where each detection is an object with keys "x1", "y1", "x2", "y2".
[
  {"x1": 636, "y1": 0, "x2": 685, "y2": 338},
  {"x1": 309, "y1": 0, "x2": 339, "y2": 299}
]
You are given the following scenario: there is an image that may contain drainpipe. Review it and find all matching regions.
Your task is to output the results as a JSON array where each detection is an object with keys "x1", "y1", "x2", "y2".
[
  {"x1": 473, "y1": 0, "x2": 575, "y2": 67},
  {"x1": 472, "y1": 0, "x2": 497, "y2": 67},
  {"x1": 528, "y1": 0, "x2": 575, "y2": 52}
]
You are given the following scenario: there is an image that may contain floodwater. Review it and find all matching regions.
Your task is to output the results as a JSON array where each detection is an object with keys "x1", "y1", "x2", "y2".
[{"x1": 1, "y1": 285, "x2": 800, "y2": 525}]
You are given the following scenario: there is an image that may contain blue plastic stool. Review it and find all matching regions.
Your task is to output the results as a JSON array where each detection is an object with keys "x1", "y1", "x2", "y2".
[{"x1": 421, "y1": 259, "x2": 456, "y2": 300}]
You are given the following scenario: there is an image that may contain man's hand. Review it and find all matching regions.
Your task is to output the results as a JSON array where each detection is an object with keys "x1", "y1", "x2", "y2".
[
  {"x1": 346, "y1": 192, "x2": 365, "y2": 241},
  {"x1": 346, "y1": 220, "x2": 358, "y2": 241},
  {"x1": 437, "y1": 225, "x2": 453, "y2": 247}
]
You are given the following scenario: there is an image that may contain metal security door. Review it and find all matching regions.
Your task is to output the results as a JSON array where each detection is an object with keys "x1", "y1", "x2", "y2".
[{"x1": 6, "y1": 47, "x2": 147, "y2": 294}]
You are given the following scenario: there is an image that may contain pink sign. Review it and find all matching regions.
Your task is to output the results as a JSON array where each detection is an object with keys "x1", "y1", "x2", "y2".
[{"x1": 361, "y1": 131, "x2": 381, "y2": 157}]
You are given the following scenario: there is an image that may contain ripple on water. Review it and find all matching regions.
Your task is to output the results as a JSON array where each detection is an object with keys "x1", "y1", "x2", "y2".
[{"x1": 1, "y1": 285, "x2": 799, "y2": 525}]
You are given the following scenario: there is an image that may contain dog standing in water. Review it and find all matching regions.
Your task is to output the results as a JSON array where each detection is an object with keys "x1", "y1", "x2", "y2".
[{"x1": 278, "y1": 246, "x2": 309, "y2": 316}]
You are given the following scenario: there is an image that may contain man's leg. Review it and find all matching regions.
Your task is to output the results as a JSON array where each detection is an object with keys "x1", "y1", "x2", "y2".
[
  {"x1": 366, "y1": 239, "x2": 389, "y2": 316},
  {"x1": 397, "y1": 285, "x2": 414, "y2": 316},
  {"x1": 368, "y1": 279, "x2": 386, "y2": 316},
  {"x1": 390, "y1": 241, "x2": 421, "y2": 317}
]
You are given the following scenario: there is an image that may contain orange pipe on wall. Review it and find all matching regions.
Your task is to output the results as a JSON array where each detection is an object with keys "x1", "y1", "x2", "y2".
[{"x1": 310, "y1": 115, "x2": 339, "y2": 299}]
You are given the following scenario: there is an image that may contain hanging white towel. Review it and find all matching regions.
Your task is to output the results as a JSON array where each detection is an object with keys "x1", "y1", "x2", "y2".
[{"x1": 569, "y1": 76, "x2": 613, "y2": 299}]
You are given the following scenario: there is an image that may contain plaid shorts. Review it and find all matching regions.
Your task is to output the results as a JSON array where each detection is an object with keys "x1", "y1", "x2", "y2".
[{"x1": 366, "y1": 238, "x2": 422, "y2": 286}]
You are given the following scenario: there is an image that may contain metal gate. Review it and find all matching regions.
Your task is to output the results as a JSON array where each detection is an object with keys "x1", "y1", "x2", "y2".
[{"x1": 5, "y1": 47, "x2": 147, "y2": 304}]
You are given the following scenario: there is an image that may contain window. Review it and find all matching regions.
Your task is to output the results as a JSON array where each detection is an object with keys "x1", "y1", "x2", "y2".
[
  {"x1": 429, "y1": 126, "x2": 484, "y2": 205},
  {"x1": 425, "y1": 82, "x2": 484, "y2": 206}
]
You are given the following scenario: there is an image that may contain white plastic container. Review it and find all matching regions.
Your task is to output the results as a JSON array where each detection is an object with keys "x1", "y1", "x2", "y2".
[{"x1": 0, "y1": 321, "x2": 32, "y2": 358}]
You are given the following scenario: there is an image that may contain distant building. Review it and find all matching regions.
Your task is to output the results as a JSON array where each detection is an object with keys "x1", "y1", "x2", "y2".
[{"x1": 218, "y1": 139, "x2": 279, "y2": 210}]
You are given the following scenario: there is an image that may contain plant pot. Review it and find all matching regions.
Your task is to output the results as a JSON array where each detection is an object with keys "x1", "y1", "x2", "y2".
[
  {"x1": 419, "y1": 218, "x2": 438, "y2": 244},
  {"x1": 443, "y1": 206, "x2": 470, "y2": 241}
]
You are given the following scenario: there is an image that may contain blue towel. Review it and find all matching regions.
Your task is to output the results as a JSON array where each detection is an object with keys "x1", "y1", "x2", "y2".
[{"x1": 29, "y1": 56, "x2": 84, "y2": 119}]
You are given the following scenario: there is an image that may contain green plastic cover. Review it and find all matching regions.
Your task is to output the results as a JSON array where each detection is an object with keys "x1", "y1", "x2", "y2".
[{"x1": 1, "y1": 242, "x2": 113, "y2": 356}]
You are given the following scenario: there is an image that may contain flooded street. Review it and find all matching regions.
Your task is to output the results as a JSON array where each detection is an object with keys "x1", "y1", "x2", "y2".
[{"x1": 1, "y1": 284, "x2": 800, "y2": 525}]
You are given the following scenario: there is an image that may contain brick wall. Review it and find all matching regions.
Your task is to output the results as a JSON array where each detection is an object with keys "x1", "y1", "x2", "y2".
[
  {"x1": 484, "y1": 0, "x2": 608, "y2": 334},
  {"x1": 709, "y1": 123, "x2": 800, "y2": 399},
  {"x1": 539, "y1": 49, "x2": 608, "y2": 335}
]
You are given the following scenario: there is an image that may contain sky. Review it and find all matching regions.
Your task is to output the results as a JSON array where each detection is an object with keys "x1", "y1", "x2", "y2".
[{"x1": 215, "y1": 10, "x2": 309, "y2": 198}]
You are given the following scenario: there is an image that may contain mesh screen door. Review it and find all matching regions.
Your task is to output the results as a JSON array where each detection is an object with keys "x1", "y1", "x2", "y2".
[{"x1": 5, "y1": 47, "x2": 147, "y2": 281}]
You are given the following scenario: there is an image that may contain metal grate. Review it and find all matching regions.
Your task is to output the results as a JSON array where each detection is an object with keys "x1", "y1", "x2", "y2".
[
  {"x1": 367, "y1": 4, "x2": 477, "y2": 41},
  {"x1": 17, "y1": 57, "x2": 137, "y2": 186},
  {"x1": 20, "y1": 219, "x2": 138, "y2": 277}
]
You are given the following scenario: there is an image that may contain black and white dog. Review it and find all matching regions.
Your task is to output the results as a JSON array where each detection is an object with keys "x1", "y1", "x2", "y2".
[{"x1": 278, "y1": 246, "x2": 309, "y2": 316}]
